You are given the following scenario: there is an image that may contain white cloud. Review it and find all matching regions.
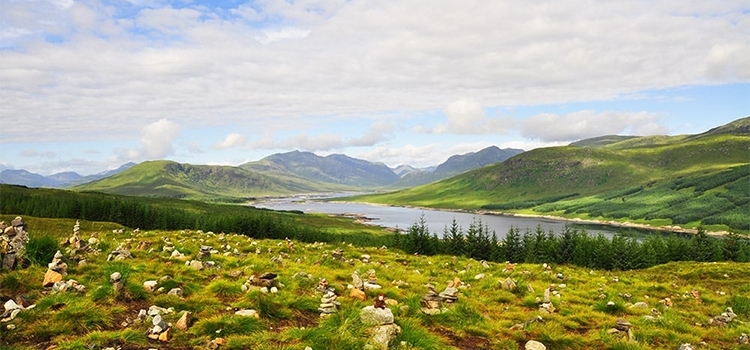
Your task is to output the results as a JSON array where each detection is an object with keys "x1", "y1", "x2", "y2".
[
  {"x1": 120, "y1": 119, "x2": 181, "y2": 160},
  {"x1": 345, "y1": 121, "x2": 395, "y2": 147},
  {"x1": 214, "y1": 133, "x2": 248, "y2": 149},
  {"x1": 519, "y1": 111, "x2": 667, "y2": 142}
]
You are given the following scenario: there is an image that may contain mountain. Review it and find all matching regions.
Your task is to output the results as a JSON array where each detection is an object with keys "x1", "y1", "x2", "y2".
[
  {"x1": 0, "y1": 169, "x2": 62, "y2": 188},
  {"x1": 64, "y1": 162, "x2": 137, "y2": 186},
  {"x1": 389, "y1": 146, "x2": 524, "y2": 188},
  {"x1": 353, "y1": 117, "x2": 750, "y2": 231},
  {"x1": 72, "y1": 160, "x2": 304, "y2": 199},
  {"x1": 0, "y1": 163, "x2": 136, "y2": 188},
  {"x1": 391, "y1": 164, "x2": 422, "y2": 177},
  {"x1": 240, "y1": 151, "x2": 400, "y2": 188}
]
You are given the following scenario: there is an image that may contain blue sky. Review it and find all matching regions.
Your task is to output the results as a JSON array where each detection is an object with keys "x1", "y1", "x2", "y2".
[{"x1": 1, "y1": 0, "x2": 748, "y2": 176}]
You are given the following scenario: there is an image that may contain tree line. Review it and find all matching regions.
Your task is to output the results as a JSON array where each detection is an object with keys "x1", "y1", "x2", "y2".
[{"x1": 395, "y1": 216, "x2": 750, "y2": 270}]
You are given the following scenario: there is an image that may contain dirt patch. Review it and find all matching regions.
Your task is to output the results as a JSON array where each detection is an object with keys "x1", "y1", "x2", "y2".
[{"x1": 430, "y1": 325, "x2": 491, "y2": 350}]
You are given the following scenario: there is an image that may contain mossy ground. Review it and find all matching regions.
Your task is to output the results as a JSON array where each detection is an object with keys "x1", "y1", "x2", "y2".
[{"x1": 1, "y1": 216, "x2": 749, "y2": 349}]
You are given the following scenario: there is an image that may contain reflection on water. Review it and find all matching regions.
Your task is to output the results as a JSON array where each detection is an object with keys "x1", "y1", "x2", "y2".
[{"x1": 253, "y1": 195, "x2": 623, "y2": 239}]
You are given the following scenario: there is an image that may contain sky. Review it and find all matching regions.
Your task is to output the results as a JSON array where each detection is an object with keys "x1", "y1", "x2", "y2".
[{"x1": 1, "y1": 0, "x2": 749, "y2": 176}]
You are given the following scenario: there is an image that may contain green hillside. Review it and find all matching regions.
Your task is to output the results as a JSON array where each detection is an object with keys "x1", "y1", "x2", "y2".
[
  {"x1": 71, "y1": 160, "x2": 338, "y2": 200},
  {"x1": 350, "y1": 117, "x2": 750, "y2": 232}
]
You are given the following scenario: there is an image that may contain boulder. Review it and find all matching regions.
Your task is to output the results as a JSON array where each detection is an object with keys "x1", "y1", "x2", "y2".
[
  {"x1": 360, "y1": 305, "x2": 394, "y2": 326},
  {"x1": 369, "y1": 323, "x2": 401, "y2": 350},
  {"x1": 175, "y1": 311, "x2": 192, "y2": 331},
  {"x1": 525, "y1": 340, "x2": 546, "y2": 350},
  {"x1": 43, "y1": 270, "x2": 63, "y2": 287}
]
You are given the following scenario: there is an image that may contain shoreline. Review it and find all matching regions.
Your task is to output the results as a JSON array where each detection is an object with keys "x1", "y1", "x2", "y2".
[{"x1": 324, "y1": 199, "x2": 732, "y2": 237}]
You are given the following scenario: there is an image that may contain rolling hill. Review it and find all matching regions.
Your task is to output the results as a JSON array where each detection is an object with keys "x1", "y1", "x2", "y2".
[{"x1": 351, "y1": 117, "x2": 750, "y2": 232}]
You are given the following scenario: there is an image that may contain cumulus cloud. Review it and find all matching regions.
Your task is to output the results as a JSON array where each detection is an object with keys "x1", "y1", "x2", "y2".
[
  {"x1": 214, "y1": 133, "x2": 248, "y2": 149},
  {"x1": 345, "y1": 121, "x2": 395, "y2": 147},
  {"x1": 122, "y1": 119, "x2": 181, "y2": 160},
  {"x1": 519, "y1": 111, "x2": 667, "y2": 142},
  {"x1": 249, "y1": 132, "x2": 343, "y2": 152},
  {"x1": 20, "y1": 150, "x2": 57, "y2": 158}
]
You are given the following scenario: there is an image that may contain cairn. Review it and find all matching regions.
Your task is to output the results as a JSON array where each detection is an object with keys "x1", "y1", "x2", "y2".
[
  {"x1": 0, "y1": 217, "x2": 30, "y2": 270},
  {"x1": 350, "y1": 270, "x2": 366, "y2": 300},
  {"x1": 43, "y1": 251, "x2": 68, "y2": 287},
  {"x1": 107, "y1": 244, "x2": 132, "y2": 261},
  {"x1": 318, "y1": 290, "x2": 340, "y2": 318},
  {"x1": 242, "y1": 272, "x2": 278, "y2": 292},
  {"x1": 360, "y1": 294, "x2": 401, "y2": 350},
  {"x1": 147, "y1": 314, "x2": 172, "y2": 342},
  {"x1": 315, "y1": 278, "x2": 334, "y2": 294},
  {"x1": 607, "y1": 319, "x2": 636, "y2": 343},
  {"x1": 162, "y1": 237, "x2": 175, "y2": 252},
  {"x1": 332, "y1": 248, "x2": 344, "y2": 260},
  {"x1": 420, "y1": 284, "x2": 446, "y2": 315},
  {"x1": 363, "y1": 269, "x2": 382, "y2": 290},
  {"x1": 709, "y1": 307, "x2": 738, "y2": 326},
  {"x1": 197, "y1": 245, "x2": 211, "y2": 260},
  {"x1": 439, "y1": 281, "x2": 459, "y2": 303}
]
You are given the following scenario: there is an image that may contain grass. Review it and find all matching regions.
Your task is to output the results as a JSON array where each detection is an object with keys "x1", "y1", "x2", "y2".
[{"x1": 1, "y1": 216, "x2": 749, "y2": 350}]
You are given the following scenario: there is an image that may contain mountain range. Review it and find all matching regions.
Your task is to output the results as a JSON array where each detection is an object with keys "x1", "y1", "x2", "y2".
[{"x1": 1, "y1": 146, "x2": 521, "y2": 197}]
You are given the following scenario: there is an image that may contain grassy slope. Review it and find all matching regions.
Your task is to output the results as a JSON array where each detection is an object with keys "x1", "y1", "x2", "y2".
[
  {"x1": 351, "y1": 133, "x2": 749, "y2": 232},
  {"x1": 1, "y1": 216, "x2": 749, "y2": 350}
]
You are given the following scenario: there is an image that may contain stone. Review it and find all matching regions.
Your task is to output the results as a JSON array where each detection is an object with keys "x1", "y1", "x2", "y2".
[
  {"x1": 615, "y1": 319, "x2": 631, "y2": 332},
  {"x1": 167, "y1": 288, "x2": 183, "y2": 297},
  {"x1": 738, "y1": 333, "x2": 749, "y2": 345},
  {"x1": 175, "y1": 311, "x2": 192, "y2": 331},
  {"x1": 188, "y1": 260, "x2": 204, "y2": 270},
  {"x1": 525, "y1": 340, "x2": 547, "y2": 350},
  {"x1": 352, "y1": 271, "x2": 364, "y2": 290},
  {"x1": 152, "y1": 315, "x2": 167, "y2": 329},
  {"x1": 631, "y1": 302, "x2": 648, "y2": 309},
  {"x1": 369, "y1": 323, "x2": 401, "y2": 350},
  {"x1": 474, "y1": 273, "x2": 485, "y2": 280},
  {"x1": 677, "y1": 344, "x2": 694, "y2": 350},
  {"x1": 539, "y1": 302, "x2": 556, "y2": 314},
  {"x1": 43, "y1": 269, "x2": 63, "y2": 287},
  {"x1": 158, "y1": 326, "x2": 171, "y2": 342},
  {"x1": 360, "y1": 305, "x2": 394, "y2": 326},
  {"x1": 144, "y1": 280, "x2": 158, "y2": 292},
  {"x1": 110, "y1": 272, "x2": 122, "y2": 283},
  {"x1": 500, "y1": 277, "x2": 516, "y2": 291},
  {"x1": 350, "y1": 288, "x2": 366, "y2": 301},
  {"x1": 235, "y1": 309, "x2": 259, "y2": 318}
]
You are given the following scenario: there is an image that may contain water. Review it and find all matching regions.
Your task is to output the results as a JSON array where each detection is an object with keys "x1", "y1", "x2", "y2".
[{"x1": 252, "y1": 195, "x2": 624, "y2": 239}]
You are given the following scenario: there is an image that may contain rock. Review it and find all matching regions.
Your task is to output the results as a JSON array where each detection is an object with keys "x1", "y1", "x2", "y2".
[
  {"x1": 607, "y1": 301, "x2": 616, "y2": 307},
  {"x1": 175, "y1": 311, "x2": 192, "y2": 331},
  {"x1": 235, "y1": 309, "x2": 259, "y2": 318},
  {"x1": 500, "y1": 277, "x2": 516, "y2": 291},
  {"x1": 43, "y1": 270, "x2": 63, "y2": 287},
  {"x1": 677, "y1": 344, "x2": 694, "y2": 350},
  {"x1": 350, "y1": 288, "x2": 366, "y2": 301},
  {"x1": 525, "y1": 340, "x2": 546, "y2": 350},
  {"x1": 360, "y1": 305, "x2": 394, "y2": 326},
  {"x1": 167, "y1": 288, "x2": 183, "y2": 297},
  {"x1": 158, "y1": 326, "x2": 171, "y2": 342},
  {"x1": 144, "y1": 280, "x2": 158, "y2": 292},
  {"x1": 539, "y1": 302, "x2": 555, "y2": 314},
  {"x1": 543, "y1": 288, "x2": 551, "y2": 303},
  {"x1": 369, "y1": 323, "x2": 401, "y2": 350},
  {"x1": 152, "y1": 315, "x2": 167, "y2": 330},
  {"x1": 615, "y1": 319, "x2": 631, "y2": 332},
  {"x1": 738, "y1": 333, "x2": 749, "y2": 345},
  {"x1": 631, "y1": 302, "x2": 648, "y2": 309},
  {"x1": 474, "y1": 273, "x2": 485, "y2": 280},
  {"x1": 188, "y1": 260, "x2": 204, "y2": 270}
]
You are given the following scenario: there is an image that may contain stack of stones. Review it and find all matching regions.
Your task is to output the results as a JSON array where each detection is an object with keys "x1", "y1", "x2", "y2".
[
  {"x1": 360, "y1": 294, "x2": 401, "y2": 350},
  {"x1": 363, "y1": 269, "x2": 382, "y2": 290},
  {"x1": 709, "y1": 307, "x2": 738, "y2": 326},
  {"x1": 318, "y1": 291, "x2": 340, "y2": 318},
  {"x1": 438, "y1": 280, "x2": 459, "y2": 303},
  {"x1": 43, "y1": 251, "x2": 68, "y2": 287},
  {"x1": 242, "y1": 272, "x2": 278, "y2": 292},
  {"x1": 162, "y1": 238, "x2": 175, "y2": 252},
  {"x1": 107, "y1": 244, "x2": 132, "y2": 261},
  {"x1": 110, "y1": 272, "x2": 124, "y2": 295},
  {"x1": 197, "y1": 245, "x2": 211, "y2": 259},
  {"x1": 539, "y1": 286, "x2": 556, "y2": 314},
  {"x1": 0, "y1": 217, "x2": 30, "y2": 270},
  {"x1": 349, "y1": 270, "x2": 366, "y2": 300},
  {"x1": 332, "y1": 248, "x2": 344, "y2": 260},
  {"x1": 147, "y1": 314, "x2": 172, "y2": 342},
  {"x1": 607, "y1": 319, "x2": 636, "y2": 342},
  {"x1": 420, "y1": 284, "x2": 446, "y2": 315}
]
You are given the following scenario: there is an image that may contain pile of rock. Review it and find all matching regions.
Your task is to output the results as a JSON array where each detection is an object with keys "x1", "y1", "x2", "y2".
[
  {"x1": 0, "y1": 217, "x2": 30, "y2": 270},
  {"x1": 242, "y1": 272, "x2": 278, "y2": 293},
  {"x1": 538, "y1": 286, "x2": 556, "y2": 314},
  {"x1": 197, "y1": 245, "x2": 212, "y2": 259},
  {"x1": 107, "y1": 244, "x2": 132, "y2": 261},
  {"x1": 1, "y1": 298, "x2": 36, "y2": 323},
  {"x1": 332, "y1": 248, "x2": 344, "y2": 260},
  {"x1": 318, "y1": 290, "x2": 340, "y2": 318},
  {"x1": 147, "y1": 314, "x2": 172, "y2": 342},
  {"x1": 63, "y1": 220, "x2": 90, "y2": 253},
  {"x1": 709, "y1": 307, "x2": 738, "y2": 327},
  {"x1": 606, "y1": 319, "x2": 636, "y2": 343},
  {"x1": 420, "y1": 284, "x2": 447, "y2": 315},
  {"x1": 439, "y1": 280, "x2": 459, "y2": 303},
  {"x1": 363, "y1": 269, "x2": 382, "y2": 290},
  {"x1": 500, "y1": 277, "x2": 517, "y2": 291},
  {"x1": 110, "y1": 272, "x2": 124, "y2": 295},
  {"x1": 43, "y1": 251, "x2": 68, "y2": 287},
  {"x1": 349, "y1": 270, "x2": 366, "y2": 300},
  {"x1": 360, "y1": 295, "x2": 401, "y2": 350},
  {"x1": 510, "y1": 316, "x2": 545, "y2": 330},
  {"x1": 162, "y1": 238, "x2": 175, "y2": 252}
]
